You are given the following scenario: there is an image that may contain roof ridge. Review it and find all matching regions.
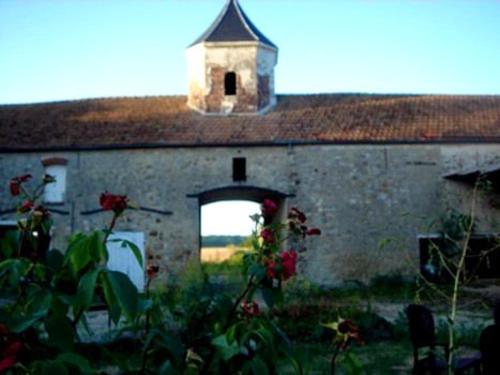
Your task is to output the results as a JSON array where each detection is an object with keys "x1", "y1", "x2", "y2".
[
  {"x1": 189, "y1": 0, "x2": 233, "y2": 47},
  {"x1": 3, "y1": 93, "x2": 500, "y2": 107},
  {"x1": 232, "y1": 0, "x2": 259, "y2": 42}
]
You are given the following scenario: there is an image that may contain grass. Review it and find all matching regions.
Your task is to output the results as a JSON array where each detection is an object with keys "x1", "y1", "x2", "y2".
[{"x1": 201, "y1": 248, "x2": 246, "y2": 275}]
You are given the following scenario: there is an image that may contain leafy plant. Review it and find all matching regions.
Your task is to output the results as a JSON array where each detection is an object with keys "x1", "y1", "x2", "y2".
[
  {"x1": 0, "y1": 175, "x2": 146, "y2": 373},
  {"x1": 0, "y1": 176, "x2": 335, "y2": 374},
  {"x1": 418, "y1": 176, "x2": 500, "y2": 374}
]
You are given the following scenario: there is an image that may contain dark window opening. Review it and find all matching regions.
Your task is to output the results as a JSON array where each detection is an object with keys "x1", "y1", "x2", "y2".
[
  {"x1": 419, "y1": 235, "x2": 500, "y2": 282},
  {"x1": 225, "y1": 72, "x2": 237, "y2": 96},
  {"x1": 233, "y1": 158, "x2": 246, "y2": 182}
]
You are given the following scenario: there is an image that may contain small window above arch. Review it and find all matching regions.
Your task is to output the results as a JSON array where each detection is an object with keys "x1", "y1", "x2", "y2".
[{"x1": 225, "y1": 72, "x2": 237, "y2": 96}]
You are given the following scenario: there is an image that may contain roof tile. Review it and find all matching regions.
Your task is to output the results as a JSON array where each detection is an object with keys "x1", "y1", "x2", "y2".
[{"x1": 0, "y1": 94, "x2": 499, "y2": 150}]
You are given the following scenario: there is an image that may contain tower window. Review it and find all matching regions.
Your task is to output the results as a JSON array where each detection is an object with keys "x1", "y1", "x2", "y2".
[
  {"x1": 225, "y1": 72, "x2": 237, "y2": 96},
  {"x1": 233, "y1": 158, "x2": 246, "y2": 182}
]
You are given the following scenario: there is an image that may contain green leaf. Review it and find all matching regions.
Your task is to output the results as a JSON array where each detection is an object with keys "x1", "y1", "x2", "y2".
[
  {"x1": 286, "y1": 356, "x2": 303, "y2": 375},
  {"x1": 46, "y1": 249, "x2": 64, "y2": 271},
  {"x1": 0, "y1": 258, "x2": 30, "y2": 283},
  {"x1": 33, "y1": 360, "x2": 69, "y2": 375},
  {"x1": 342, "y1": 352, "x2": 364, "y2": 375},
  {"x1": 260, "y1": 286, "x2": 283, "y2": 309},
  {"x1": 64, "y1": 233, "x2": 91, "y2": 274},
  {"x1": 45, "y1": 314, "x2": 75, "y2": 352},
  {"x1": 88, "y1": 231, "x2": 108, "y2": 263},
  {"x1": 100, "y1": 272, "x2": 121, "y2": 324},
  {"x1": 159, "y1": 360, "x2": 180, "y2": 375},
  {"x1": 104, "y1": 270, "x2": 138, "y2": 320},
  {"x1": 76, "y1": 268, "x2": 100, "y2": 311},
  {"x1": 321, "y1": 322, "x2": 338, "y2": 331},
  {"x1": 137, "y1": 297, "x2": 154, "y2": 314},
  {"x1": 249, "y1": 264, "x2": 266, "y2": 281},
  {"x1": 51, "y1": 295, "x2": 70, "y2": 317},
  {"x1": 121, "y1": 239, "x2": 143, "y2": 268},
  {"x1": 9, "y1": 314, "x2": 44, "y2": 333},
  {"x1": 242, "y1": 361, "x2": 253, "y2": 375},
  {"x1": 33, "y1": 263, "x2": 48, "y2": 281},
  {"x1": 251, "y1": 357, "x2": 269, "y2": 375},
  {"x1": 226, "y1": 323, "x2": 239, "y2": 344},
  {"x1": 0, "y1": 229, "x2": 19, "y2": 258},
  {"x1": 26, "y1": 287, "x2": 52, "y2": 317},
  {"x1": 212, "y1": 334, "x2": 240, "y2": 361},
  {"x1": 254, "y1": 327, "x2": 274, "y2": 350},
  {"x1": 56, "y1": 352, "x2": 92, "y2": 374},
  {"x1": 157, "y1": 331, "x2": 185, "y2": 361}
]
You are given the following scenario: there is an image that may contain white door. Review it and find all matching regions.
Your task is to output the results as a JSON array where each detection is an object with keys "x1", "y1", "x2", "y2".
[{"x1": 107, "y1": 231, "x2": 145, "y2": 291}]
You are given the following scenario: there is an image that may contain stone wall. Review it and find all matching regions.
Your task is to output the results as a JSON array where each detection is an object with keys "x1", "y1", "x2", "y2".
[{"x1": 1, "y1": 144, "x2": 499, "y2": 286}]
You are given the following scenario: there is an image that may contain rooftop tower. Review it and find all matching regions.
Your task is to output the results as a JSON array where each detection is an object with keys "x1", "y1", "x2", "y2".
[{"x1": 186, "y1": 0, "x2": 278, "y2": 115}]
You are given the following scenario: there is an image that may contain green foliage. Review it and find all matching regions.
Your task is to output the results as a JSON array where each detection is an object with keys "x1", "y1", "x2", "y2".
[
  {"x1": 201, "y1": 235, "x2": 248, "y2": 248},
  {"x1": 1, "y1": 177, "x2": 356, "y2": 374},
  {"x1": 441, "y1": 210, "x2": 475, "y2": 243},
  {"x1": 0, "y1": 228, "x2": 19, "y2": 260},
  {"x1": 369, "y1": 272, "x2": 417, "y2": 300}
]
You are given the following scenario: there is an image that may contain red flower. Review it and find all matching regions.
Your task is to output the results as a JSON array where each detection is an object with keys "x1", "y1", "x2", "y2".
[
  {"x1": 0, "y1": 356, "x2": 16, "y2": 372},
  {"x1": 100, "y1": 192, "x2": 129, "y2": 214},
  {"x1": 266, "y1": 259, "x2": 276, "y2": 279},
  {"x1": 9, "y1": 181, "x2": 20, "y2": 197},
  {"x1": 9, "y1": 174, "x2": 31, "y2": 197},
  {"x1": 280, "y1": 250, "x2": 298, "y2": 280},
  {"x1": 288, "y1": 207, "x2": 306, "y2": 223},
  {"x1": 18, "y1": 200, "x2": 34, "y2": 213},
  {"x1": 19, "y1": 175, "x2": 31, "y2": 183},
  {"x1": 147, "y1": 264, "x2": 160, "y2": 279},
  {"x1": 241, "y1": 300, "x2": 260, "y2": 317},
  {"x1": 261, "y1": 199, "x2": 278, "y2": 217},
  {"x1": 260, "y1": 228, "x2": 275, "y2": 244},
  {"x1": 306, "y1": 228, "x2": 321, "y2": 236},
  {"x1": 0, "y1": 340, "x2": 22, "y2": 372},
  {"x1": 337, "y1": 320, "x2": 364, "y2": 349},
  {"x1": 3, "y1": 341, "x2": 22, "y2": 358},
  {"x1": 0, "y1": 324, "x2": 9, "y2": 335}
]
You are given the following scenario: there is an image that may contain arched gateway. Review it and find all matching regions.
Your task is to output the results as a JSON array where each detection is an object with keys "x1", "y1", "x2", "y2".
[{"x1": 188, "y1": 185, "x2": 294, "y2": 253}]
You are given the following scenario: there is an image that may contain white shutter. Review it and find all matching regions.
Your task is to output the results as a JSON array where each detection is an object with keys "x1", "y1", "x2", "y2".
[
  {"x1": 107, "y1": 232, "x2": 145, "y2": 291},
  {"x1": 44, "y1": 165, "x2": 67, "y2": 203}
]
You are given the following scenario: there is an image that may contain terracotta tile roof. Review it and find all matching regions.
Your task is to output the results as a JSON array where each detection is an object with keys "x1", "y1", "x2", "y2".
[{"x1": 0, "y1": 94, "x2": 499, "y2": 151}]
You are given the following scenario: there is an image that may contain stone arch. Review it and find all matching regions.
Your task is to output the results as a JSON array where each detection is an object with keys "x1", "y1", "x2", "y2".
[
  {"x1": 194, "y1": 185, "x2": 290, "y2": 206},
  {"x1": 188, "y1": 185, "x2": 293, "y2": 257}
]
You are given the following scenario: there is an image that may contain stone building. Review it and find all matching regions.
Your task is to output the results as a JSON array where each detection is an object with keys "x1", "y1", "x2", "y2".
[{"x1": 0, "y1": 0, "x2": 499, "y2": 287}]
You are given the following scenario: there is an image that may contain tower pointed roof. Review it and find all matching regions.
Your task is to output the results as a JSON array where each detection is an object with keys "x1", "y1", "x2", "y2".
[{"x1": 190, "y1": 0, "x2": 277, "y2": 49}]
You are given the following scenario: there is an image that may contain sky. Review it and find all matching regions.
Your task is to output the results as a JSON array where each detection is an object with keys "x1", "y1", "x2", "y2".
[
  {"x1": 201, "y1": 201, "x2": 259, "y2": 236},
  {"x1": 1, "y1": 0, "x2": 499, "y2": 235},
  {"x1": 0, "y1": 0, "x2": 499, "y2": 105}
]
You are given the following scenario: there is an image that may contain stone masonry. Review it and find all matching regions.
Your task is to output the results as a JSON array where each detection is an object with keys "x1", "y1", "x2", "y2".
[{"x1": 1, "y1": 144, "x2": 499, "y2": 286}]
